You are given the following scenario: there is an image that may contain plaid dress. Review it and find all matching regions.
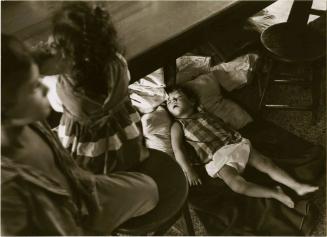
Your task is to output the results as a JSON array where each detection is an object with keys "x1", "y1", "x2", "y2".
[
  {"x1": 177, "y1": 111, "x2": 242, "y2": 164},
  {"x1": 56, "y1": 54, "x2": 148, "y2": 175}
]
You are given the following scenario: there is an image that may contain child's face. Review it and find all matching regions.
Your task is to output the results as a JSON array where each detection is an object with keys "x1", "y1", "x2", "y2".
[
  {"x1": 5, "y1": 63, "x2": 51, "y2": 125},
  {"x1": 167, "y1": 90, "x2": 195, "y2": 118}
]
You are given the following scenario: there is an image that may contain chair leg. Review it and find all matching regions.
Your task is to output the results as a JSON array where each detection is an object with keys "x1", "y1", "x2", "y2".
[
  {"x1": 311, "y1": 63, "x2": 322, "y2": 124},
  {"x1": 180, "y1": 202, "x2": 195, "y2": 236},
  {"x1": 153, "y1": 224, "x2": 174, "y2": 236},
  {"x1": 255, "y1": 55, "x2": 266, "y2": 97},
  {"x1": 258, "y1": 58, "x2": 274, "y2": 111},
  {"x1": 152, "y1": 203, "x2": 195, "y2": 236}
]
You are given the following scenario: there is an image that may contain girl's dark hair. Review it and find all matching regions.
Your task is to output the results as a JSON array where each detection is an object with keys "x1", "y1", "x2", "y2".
[
  {"x1": 1, "y1": 34, "x2": 34, "y2": 108},
  {"x1": 52, "y1": 2, "x2": 121, "y2": 95},
  {"x1": 167, "y1": 86, "x2": 199, "y2": 106}
]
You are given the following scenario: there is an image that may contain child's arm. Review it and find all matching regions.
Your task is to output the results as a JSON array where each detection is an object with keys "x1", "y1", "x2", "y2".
[{"x1": 171, "y1": 122, "x2": 202, "y2": 186}]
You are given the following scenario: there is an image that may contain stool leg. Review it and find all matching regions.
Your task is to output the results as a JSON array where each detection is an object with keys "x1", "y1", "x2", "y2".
[
  {"x1": 311, "y1": 62, "x2": 322, "y2": 124},
  {"x1": 258, "y1": 57, "x2": 274, "y2": 111},
  {"x1": 255, "y1": 55, "x2": 266, "y2": 97},
  {"x1": 153, "y1": 224, "x2": 175, "y2": 236},
  {"x1": 152, "y1": 203, "x2": 195, "y2": 236},
  {"x1": 180, "y1": 202, "x2": 195, "y2": 236}
]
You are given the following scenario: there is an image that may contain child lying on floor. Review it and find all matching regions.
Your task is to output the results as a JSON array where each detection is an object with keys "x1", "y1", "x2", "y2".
[{"x1": 167, "y1": 87, "x2": 318, "y2": 208}]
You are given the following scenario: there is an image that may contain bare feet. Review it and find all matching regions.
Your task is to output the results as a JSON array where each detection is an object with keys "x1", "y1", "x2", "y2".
[
  {"x1": 295, "y1": 184, "x2": 319, "y2": 196},
  {"x1": 274, "y1": 186, "x2": 294, "y2": 208}
]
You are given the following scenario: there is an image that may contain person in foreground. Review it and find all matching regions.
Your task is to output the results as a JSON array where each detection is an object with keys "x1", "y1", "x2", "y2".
[
  {"x1": 167, "y1": 87, "x2": 318, "y2": 208},
  {"x1": 1, "y1": 34, "x2": 159, "y2": 235}
]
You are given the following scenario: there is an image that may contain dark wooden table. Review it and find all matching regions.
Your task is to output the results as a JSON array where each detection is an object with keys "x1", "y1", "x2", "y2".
[{"x1": 2, "y1": 1, "x2": 274, "y2": 84}]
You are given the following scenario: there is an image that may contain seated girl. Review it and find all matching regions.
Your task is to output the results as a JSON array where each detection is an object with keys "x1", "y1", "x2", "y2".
[
  {"x1": 38, "y1": 2, "x2": 148, "y2": 174},
  {"x1": 167, "y1": 87, "x2": 318, "y2": 208}
]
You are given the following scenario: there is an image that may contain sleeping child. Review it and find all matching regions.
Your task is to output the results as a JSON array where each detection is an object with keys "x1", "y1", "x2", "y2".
[{"x1": 167, "y1": 87, "x2": 318, "y2": 208}]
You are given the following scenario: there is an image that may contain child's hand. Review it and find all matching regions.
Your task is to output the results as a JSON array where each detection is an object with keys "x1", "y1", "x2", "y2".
[{"x1": 184, "y1": 168, "x2": 202, "y2": 186}]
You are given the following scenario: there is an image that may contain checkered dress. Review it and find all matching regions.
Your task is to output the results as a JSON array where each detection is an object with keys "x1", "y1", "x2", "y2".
[
  {"x1": 177, "y1": 111, "x2": 242, "y2": 164},
  {"x1": 56, "y1": 54, "x2": 148, "y2": 175}
]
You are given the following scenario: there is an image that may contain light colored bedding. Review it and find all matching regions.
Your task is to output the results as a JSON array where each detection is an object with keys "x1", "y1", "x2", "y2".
[
  {"x1": 129, "y1": 55, "x2": 256, "y2": 155},
  {"x1": 141, "y1": 106, "x2": 174, "y2": 157}
]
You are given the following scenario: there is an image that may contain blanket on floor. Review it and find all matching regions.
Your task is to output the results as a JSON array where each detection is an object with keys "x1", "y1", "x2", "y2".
[{"x1": 188, "y1": 118, "x2": 325, "y2": 235}]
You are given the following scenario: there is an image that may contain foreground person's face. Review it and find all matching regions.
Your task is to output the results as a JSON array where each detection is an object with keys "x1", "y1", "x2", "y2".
[{"x1": 5, "y1": 63, "x2": 51, "y2": 125}]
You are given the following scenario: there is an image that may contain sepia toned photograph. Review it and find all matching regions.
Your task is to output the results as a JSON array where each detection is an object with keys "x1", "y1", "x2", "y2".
[{"x1": 1, "y1": 0, "x2": 326, "y2": 235}]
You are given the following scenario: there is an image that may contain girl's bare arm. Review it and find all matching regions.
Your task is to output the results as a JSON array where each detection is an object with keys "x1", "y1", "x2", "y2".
[{"x1": 171, "y1": 122, "x2": 201, "y2": 186}]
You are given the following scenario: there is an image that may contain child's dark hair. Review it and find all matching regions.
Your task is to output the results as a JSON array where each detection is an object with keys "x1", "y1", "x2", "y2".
[
  {"x1": 1, "y1": 34, "x2": 35, "y2": 109},
  {"x1": 167, "y1": 86, "x2": 199, "y2": 106},
  {"x1": 52, "y1": 2, "x2": 121, "y2": 95}
]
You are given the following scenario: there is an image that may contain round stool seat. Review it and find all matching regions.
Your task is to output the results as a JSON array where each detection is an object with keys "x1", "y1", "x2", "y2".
[
  {"x1": 114, "y1": 149, "x2": 189, "y2": 235},
  {"x1": 261, "y1": 22, "x2": 325, "y2": 63}
]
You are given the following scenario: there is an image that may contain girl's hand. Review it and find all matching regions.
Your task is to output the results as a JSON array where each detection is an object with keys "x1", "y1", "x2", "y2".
[
  {"x1": 184, "y1": 168, "x2": 202, "y2": 186},
  {"x1": 31, "y1": 36, "x2": 65, "y2": 76},
  {"x1": 32, "y1": 36, "x2": 57, "y2": 55}
]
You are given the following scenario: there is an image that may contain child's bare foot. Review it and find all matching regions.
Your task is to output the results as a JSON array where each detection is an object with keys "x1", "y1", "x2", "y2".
[
  {"x1": 295, "y1": 184, "x2": 319, "y2": 196},
  {"x1": 274, "y1": 186, "x2": 294, "y2": 208}
]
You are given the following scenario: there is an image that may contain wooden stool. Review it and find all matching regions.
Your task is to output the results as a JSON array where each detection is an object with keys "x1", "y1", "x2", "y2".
[
  {"x1": 113, "y1": 149, "x2": 195, "y2": 235},
  {"x1": 258, "y1": 21, "x2": 325, "y2": 123}
]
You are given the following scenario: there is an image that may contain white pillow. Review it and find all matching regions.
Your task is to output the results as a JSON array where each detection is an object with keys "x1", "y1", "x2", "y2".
[
  {"x1": 210, "y1": 53, "x2": 258, "y2": 91},
  {"x1": 129, "y1": 70, "x2": 167, "y2": 114},
  {"x1": 141, "y1": 106, "x2": 174, "y2": 156},
  {"x1": 181, "y1": 72, "x2": 253, "y2": 130},
  {"x1": 176, "y1": 55, "x2": 211, "y2": 84},
  {"x1": 182, "y1": 72, "x2": 223, "y2": 108},
  {"x1": 208, "y1": 98, "x2": 253, "y2": 130}
]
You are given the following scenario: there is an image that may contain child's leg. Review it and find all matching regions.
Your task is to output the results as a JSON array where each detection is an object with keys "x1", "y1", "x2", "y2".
[
  {"x1": 248, "y1": 148, "x2": 318, "y2": 196},
  {"x1": 218, "y1": 165, "x2": 294, "y2": 208}
]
